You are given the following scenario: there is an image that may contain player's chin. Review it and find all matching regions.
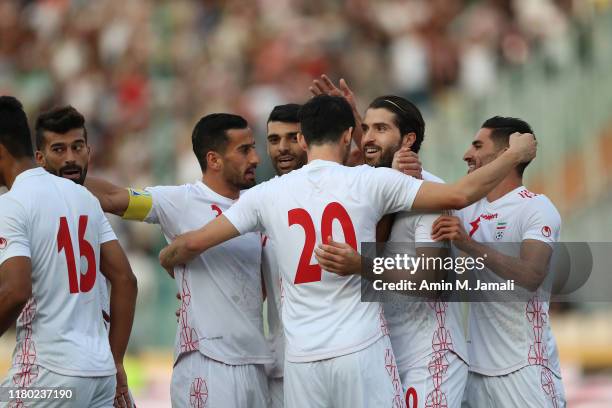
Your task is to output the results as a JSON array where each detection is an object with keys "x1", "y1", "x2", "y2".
[{"x1": 239, "y1": 174, "x2": 257, "y2": 188}]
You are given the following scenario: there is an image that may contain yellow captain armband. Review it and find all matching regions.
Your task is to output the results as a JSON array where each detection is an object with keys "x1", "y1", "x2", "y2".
[{"x1": 123, "y1": 188, "x2": 153, "y2": 221}]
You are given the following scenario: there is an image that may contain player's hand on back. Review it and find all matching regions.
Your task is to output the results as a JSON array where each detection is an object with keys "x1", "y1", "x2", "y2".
[
  {"x1": 507, "y1": 132, "x2": 537, "y2": 163},
  {"x1": 114, "y1": 362, "x2": 133, "y2": 408},
  {"x1": 431, "y1": 215, "x2": 470, "y2": 248},
  {"x1": 392, "y1": 147, "x2": 422, "y2": 179},
  {"x1": 314, "y1": 238, "x2": 362, "y2": 276}
]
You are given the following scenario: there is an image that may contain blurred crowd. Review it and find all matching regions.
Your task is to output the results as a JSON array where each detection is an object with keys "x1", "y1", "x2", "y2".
[{"x1": 0, "y1": 0, "x2": 599, "y2": 178}]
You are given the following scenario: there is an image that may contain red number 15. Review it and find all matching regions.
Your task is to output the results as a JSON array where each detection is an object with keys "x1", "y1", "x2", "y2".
[
  {"x1": 288, "y1": 202, "x2": 357, "y2": 284},
  {"x1": 57, "y1": 216, "x2": 97, "y2": 294}
]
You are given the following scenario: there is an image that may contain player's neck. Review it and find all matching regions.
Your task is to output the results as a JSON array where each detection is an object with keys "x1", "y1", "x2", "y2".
[
  {"x1": 3, "y1": 158, "x2": 36, "y2": 190},
  {"x1": 486, "y1": 174, "x2": 522, "y2": 203},
  {"x1": 307, "y1": 145, "x2": 345, "y2": 164},
  {"x1": 201, "y1": 172, "x2": 240, "y2": 200}
]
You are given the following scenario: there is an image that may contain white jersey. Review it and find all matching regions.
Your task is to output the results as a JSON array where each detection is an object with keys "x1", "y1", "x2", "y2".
[
  {"x1": 456, "y1": 186, "x2": 562, "y2": 376},
  {"x1": 261, "y1": 236, "x2": 284, "y2": 378},
  {"x1": 384, "y1": 170, "x2": 468, "y2": 371},
  {"x1": 224, "y1": 160, "x2": 423, "y2": 362},
  {"x1": 143, "y1": 181, "x2": 272, "y2": 365},
  {"x1": 0, "y1": 168, "x2": 116, "y2": 378}
]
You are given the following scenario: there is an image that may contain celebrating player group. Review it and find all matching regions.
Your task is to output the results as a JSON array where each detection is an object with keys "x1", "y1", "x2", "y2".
[{"x1": 0, "y1": 74, "x2": 564, "y2": 408}]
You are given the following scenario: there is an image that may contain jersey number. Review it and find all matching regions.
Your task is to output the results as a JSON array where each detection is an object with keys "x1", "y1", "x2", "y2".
[
  {"x1": 288, "y1": 202, "x2": 357, "y2": 284},
  {"x1": 405, "y1": 387, "x2": 418, "y2": 408},
  {"x1": 57, "y1": 216, "x2": 96, "y2": 294}
]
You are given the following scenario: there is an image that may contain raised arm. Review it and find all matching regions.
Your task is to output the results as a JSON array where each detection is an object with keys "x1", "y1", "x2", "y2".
[
  {"x1": 159, "y1": 215, "x2": 240, "y2": 271},
  {"x1": 99, "y1": 240, "x2": 137, "y2": 407},
  {"x1": 411, "y1": 133, "x2": 536, "y2": 211},
  {"x1": 310, "y1": 75, "x2": 364, "y2": 162},
  {"x1": 0, "y1": 257, "x2": 32, "y2": 336},
  {"x1": 85, "y1": 177, "x2": 130, "y2": 216}
]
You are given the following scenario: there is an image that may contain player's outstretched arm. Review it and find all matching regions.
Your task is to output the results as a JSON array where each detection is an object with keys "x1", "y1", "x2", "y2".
[
  {"x1": 0, "y1": 257, "x2": 32, "y2": 336},
  {"x1": 431, "y1": 216, "x2": 552, "y2": 291},
  {"x1": 99, "y1": 240, "x2": 137, "y2": 407},
  {"x1": 159, "y1": 215, "x2": 241, "y2": 271},
  {"x1": 85, "y1": 177, "x2": 130, "y2": 216},
  {"x1": 411, "y1": 133, "x2": 536, "y2": 211}
]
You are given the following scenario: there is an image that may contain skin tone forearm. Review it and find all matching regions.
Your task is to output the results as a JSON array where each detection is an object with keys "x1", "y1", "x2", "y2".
[
  {"x1": 100, "y1": 241, "x2": 136, "y2": 408},
  {"x1": 412, "y1": 134, "x2": 536, "y2": 212},
  {"x1": 84, "y1": 177, "x2": 130, "y2": 216},
  {"x1": 314, "y1": 239, "x2": 448, "y2": 299},
  {"x1": 159, "y1": 215, "x2": 240, "y2": 274},
  {"x1": 431, "y1": 216, "x2": 551, "y2": 291},
  {"x1": 100, "y1": 241, "x2": 137, "y2": 364},
  {"x1": 0, "y1": 257, "x2": 32, "y2": 336}
]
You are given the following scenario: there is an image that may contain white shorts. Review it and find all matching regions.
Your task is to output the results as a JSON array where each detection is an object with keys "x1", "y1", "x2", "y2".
[
  {"x1": 462, "y1": 366, "x2": 566, "y2": 408},
  {"x1": 268, "y1": 376, "x2": 283, "y2": 408},
  {"x1": 401, "y1": 351, "x2": 468, "y2": 408},
  {"x1": 170, "y1": 351, "x2": 270, "y2": 408},
  {"x1": 285, "y1": 335, "x2": 405, "y2": 408},
  {"x1": 1, "y1": 364, "x2": 115, "y2": 408}
]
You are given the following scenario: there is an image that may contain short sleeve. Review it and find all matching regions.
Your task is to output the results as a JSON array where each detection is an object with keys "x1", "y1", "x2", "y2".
[
  {"x1": 520, "y1": 198, "x2": 561, "y2": 247},
  {"x1": 414, "y1": 213, "x2": 446, "y2": 248},
  {"x1": 0, "y1": 197, "x2": 31, "y2": 266},
  {"x1": 223, "y1": 185, "x2": 264, "y2": 234},
  {"x1": 94, "y1": 198, "x2": 117, "y2": 244},
  {"x1": 368, "y1": 167, "x2": 424, "y2": 216}
]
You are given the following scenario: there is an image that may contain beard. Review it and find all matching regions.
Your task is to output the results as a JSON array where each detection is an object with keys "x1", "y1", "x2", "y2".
[
  {"x1": 52, "y1": 164, "x2": 88, "y2": 185},
  {"x1": 374, "y1": 147, "x2": 396, "y2": 168},
  {"x1": 224, "y1": 166, "x2": 257, "y2": 189}
]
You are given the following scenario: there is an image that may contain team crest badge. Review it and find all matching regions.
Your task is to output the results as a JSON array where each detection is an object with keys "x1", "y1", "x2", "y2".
[
  {"x1": 0, "y1": 237, "x2": 6, "y2": 249},
  {"x1": 541, "y1": 226, "x2": 552, "y2": 237},
  {"x1": 495, "y1": 222, "x2": 507, "y2": 240}
]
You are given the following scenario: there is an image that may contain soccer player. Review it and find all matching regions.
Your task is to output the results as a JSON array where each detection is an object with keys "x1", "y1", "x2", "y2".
[
  {"x1": 33, "y1": 105, "x2": 138, "y2": 406},
  {"x1": 159, "y1": 95, "x2": 536, "y2": 407},
  {"x1": 0, "y1": 96, "x2": 137, "y2": 407},
  {"x1": 430, "y1": 117, "x2": 565, "y2": 407},
  {"x1": 85, "y1": 113, "x2": 273, "y2": 407},
  {"x1": 315, "y1": 93, "x2": 469, "y2": 407},
  {"x1": 263, "y1": 103, "x2": 307, "y2": 408},
  {"x1": 34, "y1": 106, "x2": 111, "y2": 330}
]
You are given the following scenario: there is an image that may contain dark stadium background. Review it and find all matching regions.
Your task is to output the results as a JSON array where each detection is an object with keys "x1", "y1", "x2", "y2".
[{"x1": 1, "y1": 0, "x2": 611, "y2": 406}]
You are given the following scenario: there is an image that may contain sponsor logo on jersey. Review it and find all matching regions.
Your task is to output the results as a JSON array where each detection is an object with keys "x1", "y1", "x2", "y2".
[
  {"x1": 0, "y1": 237, "x2": 6, "y2": 249},
  {"x1": 129, "y1": 188, "x2": 151, "y2": 197},
  {"x1": 518, "y1": 189, "x2": 537, "y2": 199},
  {"x1": 541, "y1": 226, "x2": 552, "y2": 238},
  {"x1": 495, "y1": 221, "x2": 507, "y2": 240},
  {"x1": 481, "y1": 213, "x2": 498, "y2": 221}
]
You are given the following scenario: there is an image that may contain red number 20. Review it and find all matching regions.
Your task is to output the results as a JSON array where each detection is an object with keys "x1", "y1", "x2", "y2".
[
  {"x1": 57, "y1": 216, "x2": 97, "y2": 294},
  {"x1": 288, "y1": 202, "x2": 357, "y2": 284}
]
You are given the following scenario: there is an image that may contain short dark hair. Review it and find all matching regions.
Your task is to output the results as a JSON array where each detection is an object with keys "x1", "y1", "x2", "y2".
[
  {"x1": 192, "y1": 113, "x2": 248, "y2": 171},
  {"x1": 35, "y1": 105, "x2": 87, "y2": 150},
  {"x1": 0, "y1": 96, "x2": 33, "y2": 159},
  {"x1": 481, "y1": 116, "x2": 534, "y2": 175},
  {"x1": 298, "y1": 95, "x2": 355, "y2": 145},
  {"x1": 368, "y1": 95, "x2": 425, "y2": 153},
  {"x1": 267, "y1": 104, "x2": 301, "y2": 124}
]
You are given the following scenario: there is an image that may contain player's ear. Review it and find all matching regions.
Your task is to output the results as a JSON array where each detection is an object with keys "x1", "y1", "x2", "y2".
[
  {"x1": 343, "y1": 127, "x2": 353, "y2": 146},
  {"x1": 401, "y1": 132, "x2": 416, "y2": 149},
  {"x1": 206, "y1": 150, "x2": 223, "y2": 171},
  {"x1": 35, "y1": 150, "x2": 46, "y2": 167},
  {"x1": 297, "y1": 132, "x2": 308, "y2": 151}
]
